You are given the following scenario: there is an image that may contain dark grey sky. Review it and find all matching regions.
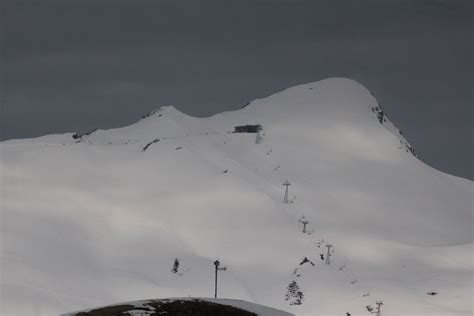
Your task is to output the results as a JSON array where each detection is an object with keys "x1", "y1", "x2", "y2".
[{"x1": 1, "y1": 0, "x2": 473, "y2": 180}]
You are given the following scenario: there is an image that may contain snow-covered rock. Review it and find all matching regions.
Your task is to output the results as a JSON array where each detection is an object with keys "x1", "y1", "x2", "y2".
[
  {"x1": 63, "y1": 298, "x2": 294, "y2": 316},
  {"x1": 1, "y1": 78, "x2": 472, "y2": 316}
]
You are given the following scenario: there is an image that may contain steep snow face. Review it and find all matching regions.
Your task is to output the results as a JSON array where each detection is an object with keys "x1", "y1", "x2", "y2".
[{"x1": 1, "y1": 78, "x2": 472, "y2": 316}]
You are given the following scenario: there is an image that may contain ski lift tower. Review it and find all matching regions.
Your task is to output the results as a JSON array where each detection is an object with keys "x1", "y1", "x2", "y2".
[
  {"x1": 283, "y1": 180, "x2": 291, "y2": 203},
  {"x1": 325, "y1": 244, "x2": 333, "y2": 265},
  {"x1": 298, "y1": 215, "x2": 309, "y2": 233},
  {"x1": 214, "y1": 260, "x2": 227, "y2": 298}
]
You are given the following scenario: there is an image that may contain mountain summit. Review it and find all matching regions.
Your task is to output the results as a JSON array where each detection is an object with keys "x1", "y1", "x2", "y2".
[{"x1": 1, "y1": 78, "x2": 472, "y2": 316}]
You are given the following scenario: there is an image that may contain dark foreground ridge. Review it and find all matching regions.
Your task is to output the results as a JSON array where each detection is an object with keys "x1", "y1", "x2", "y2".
[{"x1": 73, "y1": 299, "x2": 257, "y2": 316}]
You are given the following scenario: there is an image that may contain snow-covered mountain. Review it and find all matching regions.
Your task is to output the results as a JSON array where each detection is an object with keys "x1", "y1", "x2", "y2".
[{"x1": 1, "y1": 78, "x2": 472, "y2": 316}]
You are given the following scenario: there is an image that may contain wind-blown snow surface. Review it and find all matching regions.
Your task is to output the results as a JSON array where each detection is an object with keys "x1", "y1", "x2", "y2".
[{"x1": 1, "y1": 78, "x2": 472, "y2": 316}]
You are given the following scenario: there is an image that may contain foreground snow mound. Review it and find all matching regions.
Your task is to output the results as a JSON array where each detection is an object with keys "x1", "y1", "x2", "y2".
[
  {"x1": 1, "y1": 78, "x2": 472, "y2": 316},
  {"x1": 63, "y1": 298, "x2": 294, "y2": 316}
]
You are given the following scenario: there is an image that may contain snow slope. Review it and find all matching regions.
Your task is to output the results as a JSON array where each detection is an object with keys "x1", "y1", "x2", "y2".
[{"x1": 1, "y1": 78, "x2": 472, "y2": 316}]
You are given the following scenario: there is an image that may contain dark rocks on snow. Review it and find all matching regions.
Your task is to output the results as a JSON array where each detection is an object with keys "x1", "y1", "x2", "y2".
[
  {"x1": 142, "y1": 139, "x2": 160, "y2": 152},
  {"x1": 240, "y1": 102, "x2": 250, "y2": 109},
  {"x1": 74, "y1": 299, "x2": 257, "y2": 316},
  {"x1": 299, "y1": 257, "x2": 315, "y2": 267},
  {"x1": 171, "y1": 258, "x2": 179, "y2": 274},
  {"x1": 371, "y1": 106, "x2": 386, "y2": 124},
  {"x1": 141, "y1": 109, "x2": 157, "y2": 119},
  {"x1": 72, "y1": 128, "x2": 98, "y2": 140},
  {"x1": 406, "y1": 144, "x2": 417, "y2": 157},
  {"x1": 285, "y1": 280, "x2": 304, "y2": 306}
]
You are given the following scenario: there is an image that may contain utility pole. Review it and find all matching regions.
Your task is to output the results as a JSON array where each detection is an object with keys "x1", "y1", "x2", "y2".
[
  {"x1": 325, "y1": 244, "x2": 333, "y2": 265},
  {"x1": 375, "y1": 301, "x2": 383, "y2": 316},
  {"x1": 283, "y1": 180, "x2": 291, "y2": 203},
  {"x1": 298, "y1": 215, "x2": 309, "y2": 233},
  {"x1": 214, "y1": 260, "x2": 227, "y2": 298}
]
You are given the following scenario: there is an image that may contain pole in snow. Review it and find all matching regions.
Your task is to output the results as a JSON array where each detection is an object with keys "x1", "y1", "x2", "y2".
[
  {"x1": 283, "y1": 180, "x2": 291, "y2": 203},
  {"x1": 325, "y1": 244, "x2": 333, "y2": 265},
  {"x1": 298, "y1": 215, "x2": 309, "y2": 233},
  {"x1": 214, "y1": 260, "x2": 227, "y2": 298},
  {"x1": 375, "y1": 301, "x2": 383, "y2": 316}
]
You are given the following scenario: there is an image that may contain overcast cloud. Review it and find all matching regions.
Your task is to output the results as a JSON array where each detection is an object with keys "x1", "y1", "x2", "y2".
[{"x1": 1, "y1": 0, "x2": 472, "y2": 179}]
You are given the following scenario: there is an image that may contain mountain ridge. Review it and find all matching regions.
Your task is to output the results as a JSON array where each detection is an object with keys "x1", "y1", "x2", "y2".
[{"x1": 3, "y1": 78, "x2": 415, "y2": 157}]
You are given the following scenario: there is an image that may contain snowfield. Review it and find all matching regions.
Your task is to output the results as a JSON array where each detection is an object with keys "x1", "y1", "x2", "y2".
[{"x1": 1, "y1": 78, "x2": 472, "y2": 316}]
